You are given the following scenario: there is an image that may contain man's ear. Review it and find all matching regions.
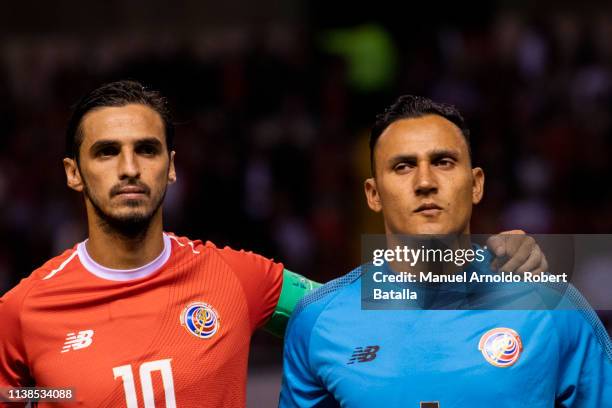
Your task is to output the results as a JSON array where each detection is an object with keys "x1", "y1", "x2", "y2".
[
  {"x1": 472, "y1": 167, "x2": 484, "y2": 205},
  {"x1": 168, "y1": 151, "x2": 177, "y2": 184},
  {"x1": 63, "y1": 158, "x2": 84, "y2": 192},
  {"x1": 364, "y1": 177, "x2": 383, "y2": 212}
]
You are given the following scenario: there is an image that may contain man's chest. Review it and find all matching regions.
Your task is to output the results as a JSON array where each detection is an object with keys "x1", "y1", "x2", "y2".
[
  {"x1": 315, "y1": 310, "x2": 558, "y2": 407},
  {"x1": 22, "y1": 281, "x2": 252, "y2": 407}
]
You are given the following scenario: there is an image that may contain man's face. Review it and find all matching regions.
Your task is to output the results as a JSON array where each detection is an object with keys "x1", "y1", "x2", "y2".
[
  {"x1": 63, "y1": 104, "x2": 176, "y2": 231},
  {"x1": 364, "y1": 114, "x2": 484, "y2": 235}
]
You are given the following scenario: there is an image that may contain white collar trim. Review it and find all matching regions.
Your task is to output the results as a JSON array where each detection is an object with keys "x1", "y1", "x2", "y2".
[{"x1": 77, "y1": 233, "x2": 172, "y2": 281}]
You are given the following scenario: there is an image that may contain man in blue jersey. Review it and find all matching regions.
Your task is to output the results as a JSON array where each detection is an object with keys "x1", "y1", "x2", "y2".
[{"x1": 280, "y1": 95, "x2": 612, "y2": 407}]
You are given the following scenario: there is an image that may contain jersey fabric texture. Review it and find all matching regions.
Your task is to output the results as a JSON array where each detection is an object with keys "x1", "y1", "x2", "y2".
[
  {"x1": 0, "y1": 233, "x2": 283, "y2": 407},
  {"x1": 280, "y1": 255, "x2": 612, "y2": 407}
]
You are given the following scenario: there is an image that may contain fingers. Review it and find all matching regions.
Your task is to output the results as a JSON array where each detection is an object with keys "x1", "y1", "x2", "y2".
[
  {"x1": 486, "y1": 230, "x2": 526, "y2": 259},
  {"x1": 514, "y1": 246, "x2": 541, "y2": 273},
  {"x1": 541, "y1": 256, "x2": 548, "y2": 273},
  {"x1": 529, "y1": 256, "x2": 549, "y2": 275},
  {"x1": 488, "y1": 230, "x2": 550, "y2": 276},
  {"x1": 486, "y1": 235, "x2": 507, "y2": 259},
  {"x1": 498, "y1": 235, "x2": 536, "y2": 272}
]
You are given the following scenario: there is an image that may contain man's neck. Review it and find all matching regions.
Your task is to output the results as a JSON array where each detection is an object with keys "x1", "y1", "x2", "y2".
[{"x1": 85, "y1": 212, "x2": 165, "y2": 270}]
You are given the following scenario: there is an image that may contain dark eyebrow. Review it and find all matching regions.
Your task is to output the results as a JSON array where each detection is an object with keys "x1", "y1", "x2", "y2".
[
  {"x1": 89, "y1": 137, "x2": 163, "y2": 153},
  {"x1": 89, "y1": 139, "x2": 120, "y2": 153},
  {"x1": 388, "y1": 149, "x2": 460, "y2": 165},
  {"x1": 429, "y1": 149, "x2": 460, "y2": 161},
  {"x1": 388, "y1": 154, "x2": 417, "y2": 166},
  {"x1": 135, "y1": 137, "x2": 163, "y2": 148}
]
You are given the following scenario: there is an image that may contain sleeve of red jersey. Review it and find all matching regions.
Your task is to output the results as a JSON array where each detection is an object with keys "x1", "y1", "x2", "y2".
[
  {"x1": 0, "y1": 282, "x2": 34, "y2": 406},
  {"x1": 218, "y1": 247, "x2": 284, "y2": 332}
]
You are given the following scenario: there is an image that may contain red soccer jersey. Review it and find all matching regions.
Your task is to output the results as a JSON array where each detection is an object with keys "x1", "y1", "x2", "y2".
[{"x1": 0, "y1": 233, "x2": 283, "y2": 407}]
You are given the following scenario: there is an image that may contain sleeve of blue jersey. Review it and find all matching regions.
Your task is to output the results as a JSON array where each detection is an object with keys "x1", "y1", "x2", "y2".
[{"x1": 552, "y1": 284, "x2": 612, "y2": 406}]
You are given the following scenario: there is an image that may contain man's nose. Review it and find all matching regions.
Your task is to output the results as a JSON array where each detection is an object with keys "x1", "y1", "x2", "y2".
[
  {"x1": 413, "y1": 163, "x2": 437, "y2": 196},
  {"x1": 118, "y1": 150, "x2": 140, "y2": 179}
]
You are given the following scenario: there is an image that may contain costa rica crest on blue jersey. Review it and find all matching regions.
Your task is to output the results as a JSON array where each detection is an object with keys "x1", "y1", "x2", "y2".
[
  {"x1": 180, "y1": 302, "x2": 220, "y2": 339},
  {"x1": 478, "y1": 327, "x2": 523, "y2": 367}
]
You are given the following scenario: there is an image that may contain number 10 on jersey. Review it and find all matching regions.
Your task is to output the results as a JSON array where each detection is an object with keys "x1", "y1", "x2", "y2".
[{"x1": 113, "y1": 359, "x2": 176, "y2": 408}]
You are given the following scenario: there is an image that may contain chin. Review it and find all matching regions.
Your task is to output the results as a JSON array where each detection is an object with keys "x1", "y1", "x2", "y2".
[
  {"x1": 415, "y1": 228, "x2": 449, "y2": 235},
  {"x1": 116, "y1": 209, "x2": 153, "y2": 222},
  {"x1": 400, "y1": 223, "x2": 452, "y2": 235}
]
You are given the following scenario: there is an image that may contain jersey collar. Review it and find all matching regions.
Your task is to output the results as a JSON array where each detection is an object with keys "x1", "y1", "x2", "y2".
[{"x1": 76, "y1": 233, "x2": 172, "y2": 281}]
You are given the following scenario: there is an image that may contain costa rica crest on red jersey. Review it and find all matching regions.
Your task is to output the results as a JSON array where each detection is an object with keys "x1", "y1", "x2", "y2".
[{"x1": 180, "y1": 301, "x2": 221, "y2": 339}]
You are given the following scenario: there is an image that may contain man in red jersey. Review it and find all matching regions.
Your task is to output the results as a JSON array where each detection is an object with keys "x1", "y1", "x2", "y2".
[
  {"x1": 0, "y1": 81, "x2": 292, "y2": 407},
  {"x1": 0, "y1": 81, "x2": 547, "y2": 407}
]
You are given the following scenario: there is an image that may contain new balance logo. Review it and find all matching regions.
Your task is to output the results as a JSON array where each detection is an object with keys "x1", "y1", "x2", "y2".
[
  {"x1": 61, "y1": 330, "x2": 94, "y2": 353},
  {"x1": 347, "y1": 345, "x2": 380, "y2": 364}
]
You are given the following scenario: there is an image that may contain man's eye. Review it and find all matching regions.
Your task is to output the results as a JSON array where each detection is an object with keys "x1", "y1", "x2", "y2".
[
  {"x1": 435, "y1": 159, "x2": 455, "y2": 168},
  {"x1": 97, "y1": 147, "x2": 118, "y2": 157},
  {"x1": 137, "y1": 145, "x2": 159, "y2": 155},
  {"x1": 394, "y1": 163, "x2": 414, "y2": 172}
]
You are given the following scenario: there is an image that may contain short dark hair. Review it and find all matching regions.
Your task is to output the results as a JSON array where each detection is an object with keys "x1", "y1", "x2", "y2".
[
  {"x1": 369, "y1": 95, "x2": 471, "y2": 175},
  {"x1": 65, "y1": 80, "x2": 174, "y2": 160}
]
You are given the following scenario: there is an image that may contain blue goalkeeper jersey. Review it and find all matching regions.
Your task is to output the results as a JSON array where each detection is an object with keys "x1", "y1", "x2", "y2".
[{"x1": 280, "y1": 256, "x2": 612, "y2": 407}]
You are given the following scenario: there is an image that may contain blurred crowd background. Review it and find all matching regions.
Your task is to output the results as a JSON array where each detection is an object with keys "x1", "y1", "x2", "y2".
[{"x1": 1, "y1": 1, "x2": 611, "y2": 404}]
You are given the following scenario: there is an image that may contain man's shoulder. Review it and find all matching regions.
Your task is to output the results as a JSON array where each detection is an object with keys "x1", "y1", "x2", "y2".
[
  {"x1": 288, "y1": 266, "x2": 363, "y2": 332},
  {"x1": 32, "y1": 246, "x2": 80, "y2": 278},
  {"x1": 165, "y1": 233, "x2": 261, "y2": 266},
  {"x1": 551, "y1": 284, "x2": 612, "y2": 362},
  {"x1": 166, "y1": 232, "x2": 274, "y2": 263},
  {"x1": 165, "y1": 232, "x2": 206, "y2": 252},
  {"x1": 180, "y1": 235, "x2": 283, "y2": 274},
  {"x1": 1, "y1": 247, "x2": 78, "y2": 309}
]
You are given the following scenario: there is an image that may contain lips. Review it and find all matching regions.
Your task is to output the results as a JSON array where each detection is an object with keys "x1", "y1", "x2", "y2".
[
  {"x1": 117, "y1": 186, "x2": 147, "y2": 195},
  {"x1": 414, "y1": 203, "x2": 442, "y2": 213},
  {"x1": 111, "y1": 183, "x2": 150, "y2": 197}
]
